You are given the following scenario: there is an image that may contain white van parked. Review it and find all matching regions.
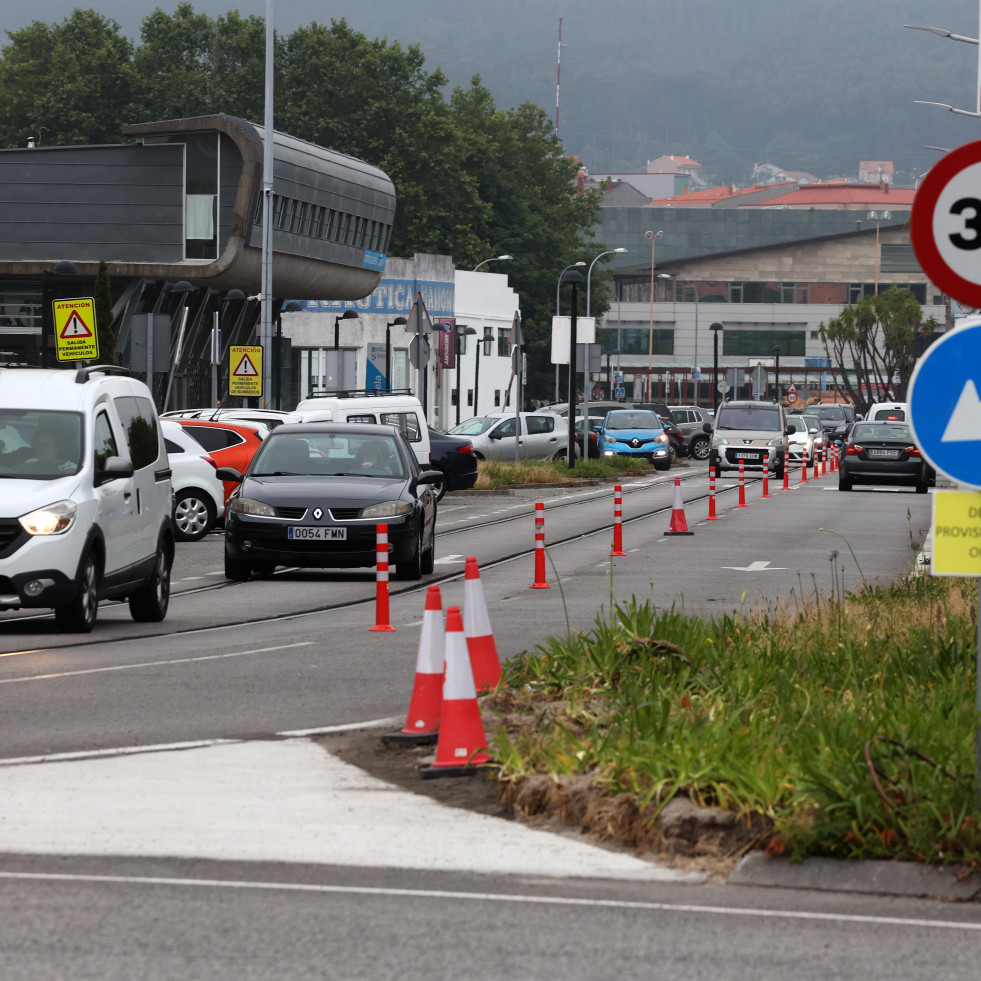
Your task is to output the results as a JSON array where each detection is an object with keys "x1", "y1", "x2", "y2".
[
  {"x1": 0, "y1": 365, "x2": 174, "y2": 632},
  {"x1": 293, "y1": 389, "x2": 431, "y2": 466}
]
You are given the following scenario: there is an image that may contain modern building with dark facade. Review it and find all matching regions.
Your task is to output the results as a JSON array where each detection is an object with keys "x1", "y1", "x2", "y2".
[{"x1": 0, "y1": 114, "x2": 396, "y2": 407}]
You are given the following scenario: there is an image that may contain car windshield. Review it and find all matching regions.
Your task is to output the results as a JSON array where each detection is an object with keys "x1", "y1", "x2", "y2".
[
  {"x1": 851, "y1": 423, "x2": 912, "y2": 442},
  {"x1": 800, "y1": 415, "x2": 823, "y2": 433},
  {"x1": 447, "y1": 417, "x2": 499, "y2": 436},
  {"x1": 0, "y1": 410, "x2": 84, "y2": 479},
  {"x1": 813, "y1": 406, "x2": 846, "y2": 421},
  {"x1": 605, "y1": 411, "x2": 660, "y2": 430},
  {"x1": 787, "y1": 417, "x2": 807, "y2": 433},
  {"x1": 715, "y1": 406, "x2": 781, "y2": 430},
  {"x1": 251, "y1": 432, "x2": 405, "y2": 478}
]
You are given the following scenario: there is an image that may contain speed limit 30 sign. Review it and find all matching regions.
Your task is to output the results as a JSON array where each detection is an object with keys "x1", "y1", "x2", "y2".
[{"x1": 911, "y1": 140, "x2": 981, "y2": 307}]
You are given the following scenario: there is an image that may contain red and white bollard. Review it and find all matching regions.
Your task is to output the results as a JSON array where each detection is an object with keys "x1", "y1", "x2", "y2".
[
  {"x1": 782, "y1": 454, "x2": 790, "y2": 490},
  {"x1": 813, "y1": 448, "x2": 820, "y2": 480},
  {"x1": 708, "y1": 466, "x2": 718, "y2": 520},
  {"x1": 370, "y1": 523, "x2": 396, "y2": 632},
  {"x1": 530, "y1": 502, "x2": 550, "y2": 589},
  {"x1": 611, "y1": 485, "x2": 626, "y2": 555},
  {"x1": 761, "y1": 450, "x2": 771, "y2": 498},
  {"x1": 801, "y1": 450, "x2": 808, "y2": 482},
  {"x1": 821, "y1": 445, "x2": 828, "y2": 476},
  {"x1": 737, "y1": 460, "x2": 748, "y2": 507}
]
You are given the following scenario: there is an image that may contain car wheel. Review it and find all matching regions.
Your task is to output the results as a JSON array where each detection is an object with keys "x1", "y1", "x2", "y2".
[
  {"x1": 653, "y1": 458, "x2": 671, "y2": 472},
  {"x1": 55, "y1": 550, "x2": 100, "y2": 633},
  {"x1": 421, "y1": 521, "x2": 435, "y2": 576},
  {"x1": 396, "y1": 529, "x2": 423, "y2": 581},
  {"x1": 174, "y1": 489, "x2": 216, "y2": 542},
  {"x1": 252, "y1": 561, "x2": 277, "y2": 576},
  {"x1": 128, "y1": 539, "x2": 173, "y2": 622},
  {"x1": 838, "y1": 477, "x2": 852, "y2": 492},
  {"x1": 224, "y1": 550, "x2": 252, "y2": 581},
  {"x1": 915, "y1": 481, "x2": 929, "y2": 494},
  {"x1": 775, "y1": 463, "x2": 785, "y2": 481},
  {"x1": 553, "y1": 448, "x2": 568, "y2": 461},
  {"x1": 690, "y1": 436, "x2": 710, "y2": 461}
]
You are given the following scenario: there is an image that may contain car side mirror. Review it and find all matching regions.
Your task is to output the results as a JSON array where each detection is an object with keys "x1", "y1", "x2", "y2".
[
  {"x1": 215, "y1": 466, "x2": 243, "y2": 483},
  {"x1": 96, "y1": 455, "x2": 134, "y2": 486},
  {"x1": 702, "y1": 422, "x2": 712, "y2": 433}
]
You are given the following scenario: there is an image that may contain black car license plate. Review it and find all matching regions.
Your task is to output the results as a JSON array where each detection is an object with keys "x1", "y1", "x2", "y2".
[{"x1": 288, "y1": 526, "x2": 347, "y2": 540}]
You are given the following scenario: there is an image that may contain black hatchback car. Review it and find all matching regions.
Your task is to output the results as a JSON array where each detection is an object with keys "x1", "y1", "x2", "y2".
[
  {"x1": 838, "y1": 421, "x2": 934, "y2": 493},
  {"x1": 428, "y1": 427, "x2": 478, "y2": 501},
  {"x1": 218, "y1": 423, "x2": 441, "y2": 580}
]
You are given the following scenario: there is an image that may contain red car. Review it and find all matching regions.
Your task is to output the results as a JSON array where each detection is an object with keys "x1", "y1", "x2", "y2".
[{"x1": 175, "y1": 420, "x2": 266, "y2": 504}]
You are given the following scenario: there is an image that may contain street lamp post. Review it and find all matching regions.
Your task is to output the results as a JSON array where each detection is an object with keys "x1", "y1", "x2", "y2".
[
  {"x1": 772, "y1": 344, "x2": 782, "y2": 403},
  {"x1": 561, "y1": 269, "x2": 585, "y2": 469},
  {"x1": 586, "y1": 248, "x2": 627, "y2": 316},
  {"x1": 556, "y1": 261, "x2": 586, "y2": 400},
  {"x1": 334, "y1": 309, "x2": 358, "y2": 351},
  {"x1": 645, "y1": 230, "x2": 663, "y2": 400},
  {"x1": 455, "y1": 325, "x2": 477, "y2": 425},
  {"x1": 868, "y1": 210, "x2": 892, "y2": 295},
  {"x1": 475, "y1": 328, "x2": 492, "y2": 415},
  {"x1": 473, "y1": 254, "x2": 513, "y2": 272},
  {"x1": 710, "y1": 322, "x2": 724, "y2": 412},
  {"x1": 586, "y1": 247, "x2": 627, "y2": 419},
  {"x1": 385, "y1": 317, "x2": 407, "y2": 392}
]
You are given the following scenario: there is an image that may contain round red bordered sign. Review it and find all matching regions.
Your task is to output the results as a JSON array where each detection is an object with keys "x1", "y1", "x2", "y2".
[{"x1": 911, "y1": 140, "x2": 981, "y2": 308}]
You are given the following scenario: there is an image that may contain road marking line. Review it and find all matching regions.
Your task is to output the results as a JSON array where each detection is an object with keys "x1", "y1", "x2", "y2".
[
  {"x1": 0, "y1": 642, "x2": 314, "y2": 685},
  {"x1": 0, "y1": 871, "x2": 977, "y2": 931}
]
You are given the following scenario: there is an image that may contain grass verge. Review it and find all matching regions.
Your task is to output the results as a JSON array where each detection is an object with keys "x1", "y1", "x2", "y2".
[
  {"x1": 474, "y1": 455, "x2": 652, "y2": 489},
  {"x1": 484, "y1": 574, "x2": 981, "y2": 870}
]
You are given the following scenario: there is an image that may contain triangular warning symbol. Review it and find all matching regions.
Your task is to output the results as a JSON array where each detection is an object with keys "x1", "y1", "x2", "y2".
[
  {"x1": 941, "y1": 379, "x2": 981, "y2": 443},
  {"x1": 60, "y1": 311, "x2": 93, "y2": 339},
  {"x1": 233, "y1": 354, "x2": 259, "y2": 377}
]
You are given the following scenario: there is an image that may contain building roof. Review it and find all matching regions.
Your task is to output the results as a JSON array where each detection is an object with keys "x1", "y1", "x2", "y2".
[
  {"x1": 859, "y1": 161, "x2": 895, "y2": 174},
  {"x1": 741, "y1": 182, "x2": 914, "y2": 208},
  {"x1": 647, "y1": 182, "x2": 797, "y2": 208}
]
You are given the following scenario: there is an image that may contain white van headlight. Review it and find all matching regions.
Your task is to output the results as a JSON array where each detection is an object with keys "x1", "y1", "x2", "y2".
[{"x1": 20, "y1": 500, "x2": 77, "y2": 536}]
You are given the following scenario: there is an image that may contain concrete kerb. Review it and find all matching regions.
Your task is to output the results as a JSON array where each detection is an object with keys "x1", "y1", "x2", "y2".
[{"x1": 730, "y1": 852, "x2": 981, "y2": 900}]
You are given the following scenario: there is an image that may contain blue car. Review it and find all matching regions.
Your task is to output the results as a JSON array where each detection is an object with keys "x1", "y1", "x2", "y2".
[{"x1": 595, "y1": 409, "x2": 671, "y2": 471}]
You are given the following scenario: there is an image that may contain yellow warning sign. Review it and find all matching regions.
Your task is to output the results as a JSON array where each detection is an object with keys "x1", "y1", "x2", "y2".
[
  {"x1": 931, "y1": 490, "x2": 981, "y2": 576},
  {"x1": 229, "y1": 345, "x2": 263, "y2": 397},
  {"x1": 53, "y1": 297, "x2": 98, "y2": 362}
]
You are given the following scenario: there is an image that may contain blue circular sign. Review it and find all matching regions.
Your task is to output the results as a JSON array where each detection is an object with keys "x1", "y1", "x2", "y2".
[{"x1": 908, "y1": 324, "x2": 981, "y2": 487}]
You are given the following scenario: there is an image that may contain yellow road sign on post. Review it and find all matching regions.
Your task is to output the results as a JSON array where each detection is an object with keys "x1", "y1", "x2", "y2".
[
  {"x1": 229, "y1": 346, "x2": 263, "y2": 397},
  {"x1": 53, "y1": 297, "x2": 98, "y2": 362},
  {"x1": 932, "y1": 490, "x2": 981, "y2": 576}
]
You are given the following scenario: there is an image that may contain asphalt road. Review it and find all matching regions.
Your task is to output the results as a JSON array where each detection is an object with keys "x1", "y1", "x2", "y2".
[{"x1": 2, "y1": 465, "x2": 972, "y2": 980}]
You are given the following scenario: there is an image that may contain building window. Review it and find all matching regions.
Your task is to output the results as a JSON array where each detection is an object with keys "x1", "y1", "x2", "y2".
[
  {"x1": 497, "y1": 329, "x2": 510, "y2": 358},
  {"x1": 722, "y1": 330, "x2": 806, "y2": 357}
]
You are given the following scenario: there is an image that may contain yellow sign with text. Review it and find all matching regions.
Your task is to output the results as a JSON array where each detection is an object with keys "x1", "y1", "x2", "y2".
[
  {"x1": 229, "y1": 346, "x2": 263, "y2": 397},
  {"x1": 53, "y1": 297, "x2": 99, "y2": 362},
  {"x1": 931, "y1": 490, "x2": 981, "y2": 576}
]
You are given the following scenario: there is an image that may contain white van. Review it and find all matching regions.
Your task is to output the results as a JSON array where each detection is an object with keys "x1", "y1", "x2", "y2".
[
  {"x1": 0, "y1": 365, "x2": 175, "y2": 632},
  {"x1": 293, "y1": 389, "x2": 431, "y2": 466}
]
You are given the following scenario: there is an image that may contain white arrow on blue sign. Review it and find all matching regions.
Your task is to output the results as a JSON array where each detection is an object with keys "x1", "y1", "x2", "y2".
[{"x1": 908, "y1": 324, "x2": 981, "y2": 487}]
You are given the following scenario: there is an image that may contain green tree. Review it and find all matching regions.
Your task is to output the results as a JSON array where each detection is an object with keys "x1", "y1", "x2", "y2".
[
  {"x1": 93, "y1": 259, "x2": 115, "y2": 365},
  {"x1": 819, "y1": 287, "x2": 936, "y2": 414},
  {"x1": 0, "y1": 9, "x2": 137, "y2": 147}
]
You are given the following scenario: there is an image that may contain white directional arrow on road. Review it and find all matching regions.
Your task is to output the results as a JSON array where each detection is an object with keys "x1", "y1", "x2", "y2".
[
  {"x1": 720, "y1": 560, "x2": 786, "y2": 571},
  {"x1": 433, "y1": 554, "x2": 466, "y2": 565}
]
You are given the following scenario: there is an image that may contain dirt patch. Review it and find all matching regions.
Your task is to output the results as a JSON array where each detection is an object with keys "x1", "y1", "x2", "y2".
[{"x1": 317, "y1": 721, "x2": 771, "y2": 881}]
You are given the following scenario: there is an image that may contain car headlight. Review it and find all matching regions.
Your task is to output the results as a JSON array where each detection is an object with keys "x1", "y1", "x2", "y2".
[
  {"x1": 19, "y1": 500, "x2": 77, "y2": 536},
  {"x1": 767, "y1": 435, "x2": 785, "y2": 447},
  {"x1": 656, "y1": 433, "x2": 668, "y2": 443},
  {"x1": 362, "y1": 500, "x2": 413, "y2": 519},
  {"x1": 229, "y1": 497, "x2": 276, "y2": 517}
]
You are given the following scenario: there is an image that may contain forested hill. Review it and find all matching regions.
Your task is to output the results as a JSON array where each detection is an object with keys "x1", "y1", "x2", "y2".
[{"x1": 3, "y1": 0, "x2": 980, "y2": 183}]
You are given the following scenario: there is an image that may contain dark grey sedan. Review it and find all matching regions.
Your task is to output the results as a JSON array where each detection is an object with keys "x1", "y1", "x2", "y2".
[
  {"x1": 218, "y1": 423, "x2": 440, "y2": 580},
  {"x1": 838, "y1": 421, "x2": 934, "y2": 493}
]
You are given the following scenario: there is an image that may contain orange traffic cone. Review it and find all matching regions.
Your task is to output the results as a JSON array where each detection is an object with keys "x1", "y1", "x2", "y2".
[
  {"x1": 463, "y1": 556, "x2": 502, "y2": 691},
  {"x1": 383, "y1": 585, "x2": 445, "y2": 745},
  {"x1": 421, "y1": 605, "x2": 492, "y2": 779},
  {"x1": 664, "y1": 475, "x2": 694, "y2": 536}
]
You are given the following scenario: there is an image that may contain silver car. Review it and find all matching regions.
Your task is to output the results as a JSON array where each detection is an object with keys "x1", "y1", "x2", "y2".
[{"x1": 448, "y1": 412, "x2": 579, "y2": 461}]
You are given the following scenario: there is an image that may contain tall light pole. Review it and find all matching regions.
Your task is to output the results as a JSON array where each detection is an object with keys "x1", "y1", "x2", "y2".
[
  {"x1": 555, "y1": 261, "x2": 586, "y2": 401},
  {"x1": 586, "y1": 248, "x2": 627, "y2": 316},
  {"x1": 473, "y1": 254, "x2": 513, "y2": 272},
  {"x1": 711, "y1": 322, "x2": 724, "y2": 412},
  {"x1": 645, "y1": 230, "x2": 663, "y2": 400},
  {"x1": 260, "y1": 0, "x2": 275, "y2": 407},
  {"x1": 561, "y1": 269, "x2": 584, "y2": 468},
  {"x1": 659, "y1": 272, "x2": 699, "y2": 404},
  {"x1": 385, "y1": 317, "x2": 406, "y2": 392},
  {"x1": 772, "y1": 344, "x2": 781, "y2": 403}
]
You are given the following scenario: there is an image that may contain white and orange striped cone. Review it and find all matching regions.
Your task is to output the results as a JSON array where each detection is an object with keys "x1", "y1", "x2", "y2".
[
  {"x1": 420, "y1": 605, "x2": 492, "y2": 779},
  {"x1": 664, "y1": 475, "x2": 694, "y2": 536},
  {"x1": 383, "y1": 585, "x2": 445, "y2": 745},
  {"x1": 530, "y1": 502, "x2": 550, "y2": 588},
  {"x1": 463, "y1": 556, "x2": 502, "y2": 691},
  {"x1": 369, "y1": 523, "x2": 396, "y2": 632}
]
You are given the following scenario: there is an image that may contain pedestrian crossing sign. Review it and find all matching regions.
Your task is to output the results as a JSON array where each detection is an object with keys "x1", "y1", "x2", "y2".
[
  {"x1": 53, "y1": 297, "x2": 98, "y2": 362},
  {"x1": 229, "y1": 345, "x2": 263, "y2": 397}
]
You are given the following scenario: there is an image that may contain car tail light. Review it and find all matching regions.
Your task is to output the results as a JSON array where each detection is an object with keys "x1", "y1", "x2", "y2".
[
  {"x1": 202, "y1": 454, "x2": 218, "y2": 469},
  {"x1": 457, "y1": 444, "x2": 475, "y2": 455},
  {"x1": 846, "y1": 444, "x2": 863, "y2": 455},
  {"x1": 905, "y1": 446, "x2": 922, "y2": 457}
]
